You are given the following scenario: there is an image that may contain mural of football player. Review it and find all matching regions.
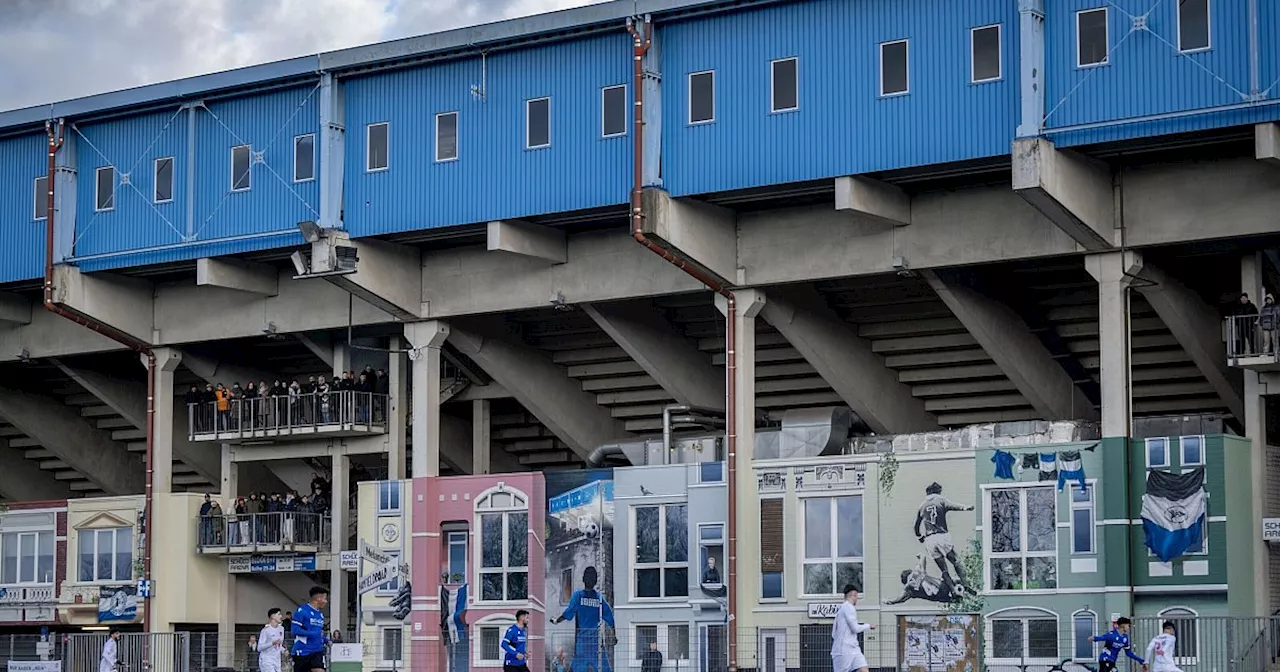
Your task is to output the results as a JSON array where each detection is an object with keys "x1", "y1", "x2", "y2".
[
  {"x1": 551, "y1": 566, "x2": 615, "y2": 672},
  {"x1": 913, "y1": 482, "x2": 973, "y2": 591}
]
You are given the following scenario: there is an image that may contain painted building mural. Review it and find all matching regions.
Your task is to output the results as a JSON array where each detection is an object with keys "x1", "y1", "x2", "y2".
[{"x1": 545, "y1": 469, "x2": 616, "y2": 672}]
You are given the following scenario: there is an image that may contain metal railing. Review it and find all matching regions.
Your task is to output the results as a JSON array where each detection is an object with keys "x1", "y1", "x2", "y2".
[
  {"x1": 188, "y1": 391, "x2": 388, "y2": 439},
  {"x1": 67, "y1": 633, "x2": 190, "y2": 672},
  {"x1": 196, "y1": 512, "x2": 330, "y2": 553},
  {"x1": 1226, "y1": 313, "x2": 1280, "y2": 361}
]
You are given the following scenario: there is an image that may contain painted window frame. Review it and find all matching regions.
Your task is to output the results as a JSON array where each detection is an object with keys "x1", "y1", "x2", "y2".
[
  {"x1": 293, "y1": 134, "x2": 316, "y2": 183},
  {"x1": 601, "y1": 85, "x2": 628, "y2": 138},
  {"x1": 1158, "y1": 606, "x2": 1200, "y2": 665},
  {"x1": 1069, "y1": 481, "x2": 1096, "y2": 555},
  {"x1": 879, "y1": 39, "x2": 910, "y2": 97},
  {"x1": 366, "y1": 122, "x2": 390, "y2": 172},
  {"x1": 474, "y1": 614, "x2": 516, "y2": 667},
  {"x1": 631, "y1": 502, "x2": 689, "y2": 600},
  {"x1": 1146, "y1": 437, "x2": 1171, "y2": 469},
  {"x1": 379, "y1": 626, "x2": 403, "y2": 665},
  {"x1": 985, "y1": 607, "x2": 1060, "y2": 665},
  {"x1": 1177, "y1": 0, "x2": 1211, "y2": 53},
  {"x1": 230, "y1": 145, "x2": 252, "y2": 192},
  {"x1": 983, "y1": 484, "x2": 1058, "y2": 593},
  {"x1": 1076, "y1": 8, "x2": 1110, "y2": 68},
  {"x1": 77, "y1": 527, "x2": 133, "y2": 584},
  {"x1": 799, "y1": 494, "x2": 865, "y2": 598},
  {"x1": 474, "y1": 486, "x2": 530, "y2": 605},
  {"x1": 95, "y1": 166, "x2": 116, "y2": 212},
  {"x1": 153, "y1": 157, "x2": 175, "y2": 203},
  {"x1": 446, "y1": 530, "x2": 468, "y2": 580},
  {"x1": 698, "y1": 522, "x2": 725, "y2": 587},
  {"x1": 770, "y1": 57, "x2": 799, "y2": 113},
  {"x1": 1180, "y1": 435, "x2": 1205, "y2": 467},
  {"x1": 525, "y1": 97, "x2": 552, "y2": 150},
  {"x1": 33, "y1": 176, "x2": 48, "y2": 221},
  {"x1": 0, "y1": 530, "x2": 54, "y2": 585},
  {"x1": 435, "y1": 112, "x2": 459, "y2": 163},
  {"x1": 1071, "y1": 610, "x2": 1097, "y2": 661},
  {"x1": 688, "y1": 70, "x2": 716, "y2": 125},
  {"x1": 970, "y1": 24, "x2": 1003, "y2": 84},
  {"x1": 377, "y1": 481, "x2": 401, "y2": 514},
  {"x1": 759, "y1": 495, "x2": 785, "y2": 601}
]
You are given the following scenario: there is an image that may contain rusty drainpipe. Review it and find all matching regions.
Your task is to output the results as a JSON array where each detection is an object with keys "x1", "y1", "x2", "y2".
[
  {"x1": 626, "y1": 17, "x2": 741, "y2": 671},
  {"x1": 45, "y1": 121, "x2": 158, "y2": 632}
]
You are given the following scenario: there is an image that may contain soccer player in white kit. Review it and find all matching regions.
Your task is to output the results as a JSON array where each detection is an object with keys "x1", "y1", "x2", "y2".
[
  {"x1": 1144, "y1": 621, "x2": 1183, "y2": 672},
  {"x1": 100, "y1": 630, "x2": 121, "y2": 672},
  {"x1": 257, "y1": 608, "x2": 287, "y2": 672},
  {"x1": 830, "y1": 584, "x2": 874, "y2": 672}
]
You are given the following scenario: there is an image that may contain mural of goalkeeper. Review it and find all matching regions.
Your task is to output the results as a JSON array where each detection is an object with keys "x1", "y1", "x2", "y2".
[{"x1": 551, "y1": 566, "x2": 615, "y2": 672}]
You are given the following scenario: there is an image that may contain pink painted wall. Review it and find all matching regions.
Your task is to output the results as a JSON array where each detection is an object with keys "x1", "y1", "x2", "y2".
[{"x1": 410, "y1": 473, "x2": 546, "y2": 670}]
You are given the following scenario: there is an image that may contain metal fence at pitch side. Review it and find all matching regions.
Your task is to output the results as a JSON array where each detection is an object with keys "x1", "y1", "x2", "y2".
[{"x1": 66, "y1": 633, "x2": 190, "y2": 672}]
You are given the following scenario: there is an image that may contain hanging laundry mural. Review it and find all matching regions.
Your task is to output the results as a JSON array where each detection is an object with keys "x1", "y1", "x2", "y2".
[{"x1": 545, "y1": 470, "x2": 616, "y2": 672}]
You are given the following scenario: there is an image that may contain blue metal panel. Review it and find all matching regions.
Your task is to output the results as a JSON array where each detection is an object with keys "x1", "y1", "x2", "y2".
[
  {"x1": 1043, "y1": 0, "x2": 1280, "y2": 146},
  {"x1": 660, "y1": 0, "x2": 1018, "y2": 197},
  {"x1": 73, "y1": 231, "x2": 301, "y2": 273},
  {"x1": 342, "y1": 33, "x2": 632, "y2": 238},
  {"x1": 0, "y1": 133, "x2": 48, "y2": 283}
]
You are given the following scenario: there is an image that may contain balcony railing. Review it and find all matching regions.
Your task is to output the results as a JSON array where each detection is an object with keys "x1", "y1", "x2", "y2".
[
  {"x1": 1226, "y1": 314, "x2": 1280, "y2": 367},
  {"x1": 188, "y1": 391, "x2": 388, "y2": 441},
  {"x1": 196, "y1": 512, "x2": 331, "y2": 554},
  {"x1": 0, "y1": 585, "x2": 55, "y2": 605}
]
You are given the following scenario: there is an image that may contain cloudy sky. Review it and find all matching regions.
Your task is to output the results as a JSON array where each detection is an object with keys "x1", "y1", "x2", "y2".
[{"x1": 0, "y1": 0, "x2": 605, "y2": 113}]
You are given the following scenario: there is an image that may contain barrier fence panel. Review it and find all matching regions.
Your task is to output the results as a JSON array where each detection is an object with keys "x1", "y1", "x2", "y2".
[
  {"x1": 67, "y1": 634, "x2": 189, "y2": 672},
  {"x1": 0, "y1": 635, "x2": 67, "y2": 670}
]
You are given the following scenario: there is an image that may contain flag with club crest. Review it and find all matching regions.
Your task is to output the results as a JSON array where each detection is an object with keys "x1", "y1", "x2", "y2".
[{"x1": 1141, "y1": 467, "x2": 1207, "y2": 562}]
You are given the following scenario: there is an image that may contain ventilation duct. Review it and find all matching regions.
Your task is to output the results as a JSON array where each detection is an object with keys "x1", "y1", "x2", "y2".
[{"x1": 753, "y1": 407, "x2": 851, "y2": 460}]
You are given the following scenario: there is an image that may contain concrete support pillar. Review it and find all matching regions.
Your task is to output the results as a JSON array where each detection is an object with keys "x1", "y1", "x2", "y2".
[
  {"x1": 640, "y1": 19, "x2": 662, "y2": 188},
  {"x1": 319, "y1": 73, "x2": 345, "y2": 230},
  {"x1": 715, "y1": 289, "x2": 764, "y2": 671},
  {"x1": 473, "y1": 400, "x2": 491, "y2": 475},
  {"x1": 388, "y1": 335, "x2": 407, "y2": 480},
  {"x1": 1258, "y1": 123, "x2": 1280, "y2": 165},
  {"x1": 406, "y1": 321, "x2": 449, "y2": 478},
  {"x1": 149, "y1": 348, "x2": 182, "y2": 495},
  {"x1": 330, "y1": 454, "x2": 349, "y2": 633},
  {"x1": 333, "y1": 342, "x2": 350, "y2": 378},
  {"x1": 218, "y1": 444, "x2": 238, "y2": 666},
  {"x1": 1243, "y1": 253, "x2": 1271, "y2": 615},
  {"x1": 1085, "y1": 251, "x2": 1143, "y2": 437},
  {"x1": 1017, "y1": 0, "x2": 1045, "y2": 138},
  {"x1": 53, "y1": 132, "x2": 77, "y2": 264}
]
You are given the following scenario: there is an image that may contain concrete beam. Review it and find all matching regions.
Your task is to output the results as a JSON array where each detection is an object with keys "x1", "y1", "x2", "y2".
[
  {"x1": 317, "y1": 236, "x2": 423, "y2": 320},
  {"x1": 487, "y1": 220, "x2": 567, "y2": 265},
  {"x1": 1012, "y1": 137, "x2": 1116, "y2": 251},
  {"x1": 451, "y1": 383, "x2": 511, "y2": 402},
  {"x1": 923, "y1": 269, "x2": 1098, "y2": 422},
  {"x1": 1258, "y1": 123, "x2": 1280, "y2": 165},
  {"x1": 760, "y1": 285, "x2": 937, "y2": 434},
  {"x1": 51, "y1": 265, "x2": 155, "y2": 344},
  {"x1": 641, "y1": 188, "x2": 738, "y2": 284},
  {"x1": 196, "y1": 258, "x2": 279, "y2": 297},
  {"x1": 449, "y1": 320, "x2": 631, "y2": 460},
  {"x1": 0, "y1": 386, "x2": 144, "y2": 495},
  {"x1": 582, "y1": 299, "x2": 724, "y2": 410},
  {"x1": 0, "y1": 438, "x2": 74, "y2": 501},
  {"x1": 834, "y1": 176, "x2": 910, "y2": 226},
  {"x1": 179, "y1": 350, "x2": 273, "y2": 388},
  {"x1": 0, "y1": 293, "x2": 32, "y2": 325},
  {"x1": 1133, "y1": 262, "x2": 1245, "y2": 421},
  {"x1": 296, "y1": 333, "x2": 335, "y2": 368}
]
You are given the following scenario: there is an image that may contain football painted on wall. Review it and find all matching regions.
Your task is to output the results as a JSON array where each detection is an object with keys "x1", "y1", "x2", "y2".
[{"x1": 545, "y1": 469, "x2": 616, "y2": 672}]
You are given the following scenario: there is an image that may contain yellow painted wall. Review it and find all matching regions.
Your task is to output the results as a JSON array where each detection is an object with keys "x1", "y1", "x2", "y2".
[{"x1": 355, "y1": 480, "x2": 413, "y2": 670}]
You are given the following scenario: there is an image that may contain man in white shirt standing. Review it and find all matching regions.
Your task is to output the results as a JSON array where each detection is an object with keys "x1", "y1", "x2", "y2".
[
  {"x1": 831, "y1": 584, "x2": 875, "y2": 672},
  {"x1": 1144, "y1": 621, "x2": 1184, "y2": 672},
  {"x1": 257, "y1": 608, "x2": 287, "y2": 672},
  {"x1": 100, "y1": 630, "x2": 121, "y2": 672}
]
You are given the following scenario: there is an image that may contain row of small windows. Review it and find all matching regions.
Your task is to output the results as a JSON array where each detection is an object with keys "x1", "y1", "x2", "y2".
[{"x1": 1076, "y1": 0, "x2": 1209, "y2": 67}]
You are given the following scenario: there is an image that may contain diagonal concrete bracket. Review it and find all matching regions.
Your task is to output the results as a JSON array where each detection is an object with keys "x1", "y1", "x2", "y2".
[
  {"x1": 51, "y1": 265, "x2": 155, "y2": 344},
  {"x1": 1013, "y1": 137, "x2": 1116, "y2": 251},
  {"x1": 0, "y1": 438, "x2": 73, "y2": 501}
]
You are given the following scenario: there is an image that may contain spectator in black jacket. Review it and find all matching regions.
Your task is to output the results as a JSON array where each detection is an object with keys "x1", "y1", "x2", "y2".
[{"x1": 641, "y1": 642, "x2": 663, "y2": 672}]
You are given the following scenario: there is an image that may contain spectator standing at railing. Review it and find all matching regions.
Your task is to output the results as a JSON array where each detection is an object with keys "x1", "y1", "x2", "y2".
[
  {"x1": 215, "y1": 384, "x2": 232, "y2": 431},
  {"x1": 208, "y1": 500, "x2": 224, "y2": 544},
  {"x1": 270, "y1": 380, "x2": 286, "y2": 427},
  {"x1": 248, "y1": 493, "x2": 264, "y2": 543},
  {"x1": 1260, "y1": 295, "x2": 1279, "y2": 354},
  {"x1": 244, "y1": 382, "x2": 259, "y2": 428},
  {"x1": 374, "y1": 368, "x2": 389, "y2": 422},
  {"x1": 234, "y1": 498, "x2": 248, "y2": 545},
  {"x1": 199, "y1": 494, "x2": 214, "y2": 545},
  {"x1": 185, "y1": 385, "x2": 203, "y2": 432},
  {"x1": 318, "y1": 381, "x2": 332, "y2": 424},
  {"x1": 1234, "y1": 293, "x2": 1260, "y2": 355}
]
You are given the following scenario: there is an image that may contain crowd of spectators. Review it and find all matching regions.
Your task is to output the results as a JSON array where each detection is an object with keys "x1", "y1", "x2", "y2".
[
  {"x1": 186, "y1": 365, "x2": 390, "y2": 433},
  {"x1": 198, "y1": 472, "x2": 335, "y2": 547}
]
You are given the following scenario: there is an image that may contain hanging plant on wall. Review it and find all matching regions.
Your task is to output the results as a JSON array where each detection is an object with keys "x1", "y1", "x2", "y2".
[
  {"x1": 948, "y1": 538, "x2": 986, "y2": 614},
  {"x1": 878, "y1": 451, "x2": 900, "y2": 498},
  {"x1": 132, "y1": 557, "x2": 146, "y2": 580}
]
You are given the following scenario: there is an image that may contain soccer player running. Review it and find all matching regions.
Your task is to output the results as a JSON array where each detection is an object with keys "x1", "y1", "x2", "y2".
[
  {"x1": 257, "y1": 608, "x2": 286, "y2": 672},
  {"x1": 1144, "y1": 621, "x2": 1183, "y2": 672},
  {"x1": 291, "y1": 586, "x2": 331, "y2": 672},
  {"x1": 551, "y1": 566, "x2": 615, "y2": 672},
  {"x1": 1091, "y1": 617, "x2": 1148, "y2": 672},
  {"x1": 100, "y1": 630, "x2": 121, "y2": 672},
  {"x1": 502, "y1": 609, "x2": 531, "y2": 672},
  {"x1": 830, "y1": 584, "x2": 874, "y2": 672}
]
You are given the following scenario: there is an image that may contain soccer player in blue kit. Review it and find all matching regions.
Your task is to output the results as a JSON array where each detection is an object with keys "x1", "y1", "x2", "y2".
[
  {"x1": 1092, "y1": 617, "x2": 1148, "y2": 672},
  {"x1": 551, "y1": 566, "x2": 615, "y2": 672},
  {"x1": 291, "y1": 586, "x2": 331, "y2": 672}
]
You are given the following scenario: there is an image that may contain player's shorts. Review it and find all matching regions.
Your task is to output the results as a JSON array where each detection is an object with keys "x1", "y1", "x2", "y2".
[
  {"x1": 1098, "y1": 660, "x2": 1117, "y2": 672},
  {"x1": 923, "y1": 532, "x2": 954, "y2": 559},
  {"x1": 293, "y1": 651, "x2": 325, "y2": 672},
  {"x1": 833, "y1": 651, "x2": 869, "y2": 672}
]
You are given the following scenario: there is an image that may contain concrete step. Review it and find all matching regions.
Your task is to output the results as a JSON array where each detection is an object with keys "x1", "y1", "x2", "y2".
[
  {"x1": 23, "y1": 448, "x2": 53, "y2": 460},
  {"x1": 126, "y1": 442, "x2": 146, "y2": 453},
  {"x1": 96, "y1": 417, "x2": 133, "y2": 430},
  {"x1": 63, "y1": 393, "x2": 101, "y2": 406},
  {"x1": 0, "y1": 426, "x2": 23, "y2": 437},
  {"x1": 39, "y1": 460, "x2": 69, "y2": 471},
  {"x1": 55, "y1": 471, "x2": 87, "y2": 481},
  {"x1": 112, "y1": 428, "x2": 147, "y2": 441},
  {"x1": 9, "y1": 437, "x2": 41, "y2": 448},
  {"x1": 80, "y1": 405, "x2": 119, "y2": 418}
]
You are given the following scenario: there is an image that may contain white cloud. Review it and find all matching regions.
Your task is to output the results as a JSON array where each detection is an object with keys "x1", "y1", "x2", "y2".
[{"x1": 0, "y1": 0, "x2": 603, "y2": 113}]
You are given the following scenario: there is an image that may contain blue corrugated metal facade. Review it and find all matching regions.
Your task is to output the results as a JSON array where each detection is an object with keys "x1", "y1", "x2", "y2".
[
  {"x1": 662, "y1": 0, "x2": 1018, "y2": 196},
  {"x1": 342, "y1": 33, "x2": 632, "y2": 238},
  {"x1": 0, "y1": 0, "x2": 1276, "y2": 282},
  {"x1": 0, "y1": 133, "x2": 48, "y2": 284}
]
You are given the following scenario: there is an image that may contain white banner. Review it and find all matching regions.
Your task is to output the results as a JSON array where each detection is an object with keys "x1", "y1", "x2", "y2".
[
  {"x1": 339, "y1": 550, "x2": 360, "y2": 571},
  {"x1": 356, "y1": 558, "x2": 409, "y2": 595},
  {"x1": 9, "y1": 662, "x2": 62, "y2": 672}
]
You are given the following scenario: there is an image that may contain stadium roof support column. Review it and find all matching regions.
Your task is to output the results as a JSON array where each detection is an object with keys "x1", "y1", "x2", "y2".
[
  {"x1": 582, "y1": 299, "x2": 724, "y2": 410},
  {"x1": 319, "y1": 72, "x2": 344, "y2": 229},
  {"x1": 319, "y1": 237, "x2": 423, "y2": 320},
  {"x1": 923, "y1": 269, "x2": 1098, "y2": 422},
  {"x1": 760, "y1": 285, "x2": 937, "y2": 434},
  {"x1": 1242, "y1": 251, "x2": 1271, "y2": 616},
  {"x1": 51, "y1": 266, "x2": 155, "y2": 344},
  {"x1": 1012, "y1": 137, "x2": 1116, "y2": 251},
  {"x1": 1085, "y1": 251, "x2": 1143, "y2": 437},
  {"x1": 406, "y1": 321, "x2": 450, "y2": 478},
  {"x1": 196, "y1": 258, "x2": 279, "y2": 297},
  {"x1": 0, "y1": 386, "x2": 144, "y2": 495},
  {"x1": 0, "y1": 437, "x2": 73, "y2": 501},
  {"x1": 1258, "y1": 123, "x2": 1280, "y2": 165},
  {"x1": 448, "y1": 319, "x2": 631, "y2": 461}
]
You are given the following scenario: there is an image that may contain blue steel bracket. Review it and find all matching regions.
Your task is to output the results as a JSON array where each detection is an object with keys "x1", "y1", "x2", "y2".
[{"x1": 1131, "y1": 15, "x2": 1147, "y2": 31}]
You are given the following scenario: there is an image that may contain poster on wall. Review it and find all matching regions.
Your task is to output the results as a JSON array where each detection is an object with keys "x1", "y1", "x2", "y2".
[
  {"x1": 97, "y1": 586, "x2": 138, "y2": 623},
  {"x1": 896, "y1": 614, "x2": 979, "y2": 672},
  {"x1": 545, "y1": 469, "x2": 615, "y2": 672}
]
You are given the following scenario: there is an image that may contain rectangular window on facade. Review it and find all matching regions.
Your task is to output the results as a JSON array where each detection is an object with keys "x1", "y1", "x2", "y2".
[
  {"x1": 446, "y1": 530, "x2": 467, "y2": 580},
  {"x1": 1146, "y1": 437, "x2": 1170, "y2": 468},
  {"x1": 479, "y1": 626, "x2": 503, "y2": 661},
  {"x1": 231, "y1": 145, "x2": 251, "y2": 192},
  {"x1": 95, "y1": 166, "x2": 115, "y2": 211},
  {"x1": 668, "y1": 624, "x2": 690, "y2": 660},
  {"x1": 602, "y1": 85, "x2": 627, "y2": 137},
  {"x1": 78, "y1": 527, "x2": 133, "y2": 583},
  {"x1": 154, "y1": 157, "x2": 174, "y2": 203},
  {"x1": 987, "y1": 486, "x2": 1057, "y2": 590},
  {"x1": 1181, "y1": 435, "x2": 1205, "y2": 466},
  {"x1": 526, "y1": 98, "x2": 551, "y2": 149},
  {"x1": 33, "y1": 176, "x2": 48, "y2": 221},
  {"x1": 689, "y1": 71, "x2": 715, "y2": 124},
  {"x1": 699, "y1": 524, "x2": 724, "y2": 587},
  {"x1": 760, "y1": 498, "x2": 784, "y2": 599},
  {"x1": 367, "y1": 122, "x2": 389, "y2": 171},
  {"x1": 1077, "y1": 8, "x2": 1109, "y2": 66},
  {"x1": 479, "y1": 509, "x2": 529, "y2": 601},
  {"x1": 991, "y1": 617, "x2": 1059, "y2": 661},
  {"x1": 971, "y1": 25, "x2": 1002, "y2": 82},
  {"x1": 635, "y1": 625, "x2": 658, "y2": 660},
  {"x1": 880, "y1": 40, "x2": 909, "y2": 96},
  {"x1": 633, "y1": 503, "x2": 689, "y2": 598},
  {"x1": 802, "y1": 496, "x2": 864, "y2": 596},
  {"x1": 1178, "y1": 0, "x2": 1210, "y2": 51},
  {"x1": 381, "y1": 627, "x2": 402, "y2": 663},
  {"x1": 1069, "y1": 484, "x2": 1094, "y2": 554},
  {"x1": 771, "y1": 58, "x2": 799, "y2": 112},
  {"x1": 0, "y1": 531, "x2": 54, "y2": 584},
  {"x1": 436, "y1": 112, "x2": 459, "y2": 162},
  {"x1": 1072, "y1": 613, "x2": 1096, "y2": 660},
  {"x1": 378, "y1": 481, "x2": 401, "y2": 513},
  {"x1": 700, "y1": 461, "x2": 724, "y2": 483},
  {"x1": 294, "y1": 135, "x2": 315, "y2": 182}
]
